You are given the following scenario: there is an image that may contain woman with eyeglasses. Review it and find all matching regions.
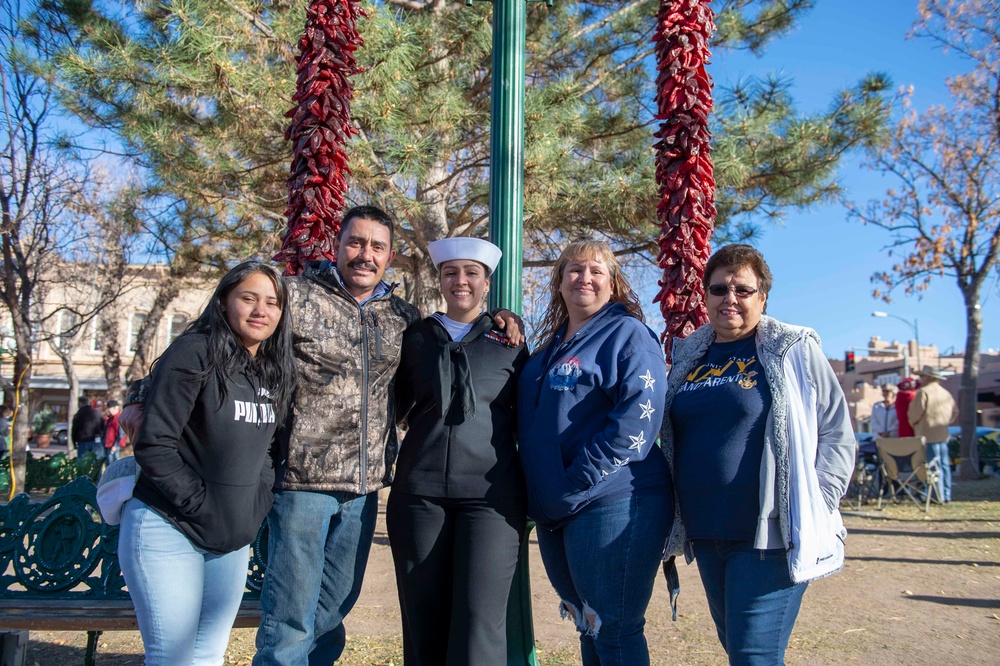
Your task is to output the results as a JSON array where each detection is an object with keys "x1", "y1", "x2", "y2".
[
  {"x1": 517, "y1": 240, "x2": 671, "y2": 666},
  {"x1": 661, "y1": 243, "x2": 854, "y2": 665}
]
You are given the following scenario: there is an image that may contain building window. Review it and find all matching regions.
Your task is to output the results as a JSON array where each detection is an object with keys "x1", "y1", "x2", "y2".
[
  {"x1": 129, "y1": 313, "x2": 147, "y2": 353},
  {"x1": 57, "y1": 311, "x2": 79, "y2": 351},
  {"x1": 90, "y1": 317, "x2": 105, "y2": 353},
  {"x1": 168, "y1": 314, "x2": 188, "y2": 344}
]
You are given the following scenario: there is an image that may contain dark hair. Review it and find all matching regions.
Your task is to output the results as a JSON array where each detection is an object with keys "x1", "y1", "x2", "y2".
[
  {"x1": 78, "y1": 397, "x2": 89, "y2": 408},
  {"x1": 536, "y1": 240, "x2": 645, "y2": 348},
  {"x1": 185, "y1": 260, "x2": 296, "y2": 422},
  {"x1": 106, "y1": 400, "x2": 120, "y2": 408},
  {"x1": 703, "y1": 243, "x2": 773, "y2": 311},
  {"x1": 338, "y1": 205, "x2": 395, "y2": 245}
]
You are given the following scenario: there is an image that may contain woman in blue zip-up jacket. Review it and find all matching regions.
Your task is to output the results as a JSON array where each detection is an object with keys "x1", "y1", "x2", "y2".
[{"x1": 517, "y1": 240, "x2": 672, "y2": 666}]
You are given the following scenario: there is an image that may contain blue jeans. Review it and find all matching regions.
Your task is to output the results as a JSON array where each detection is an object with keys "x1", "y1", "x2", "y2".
[
  {"x1": 692, "y1": 540, "x2": 807, "y2": 666},
  {"x1": 118, "y1": 499, "x2": 250, "y2": 665},
  {"x1": 77, "y1": 438, "x2": 104, "y2": 460},
  {"x1": 253, "y1": 490, "x2": 379, "y2": 666},
  {"x1": 926, "y1": 441, "x2": 952, "y2": 501},
  {"x1": 536, "y1": 494, "x2": 672, "y2": 666}
]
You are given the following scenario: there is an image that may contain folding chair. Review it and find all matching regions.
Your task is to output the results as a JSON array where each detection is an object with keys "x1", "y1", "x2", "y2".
[
  {"x1": 876, "y1": 436, "x2": 942, "y2": 512},
  {"x1": 849, "y1": 445, "x2": 881, "y2": 510}
]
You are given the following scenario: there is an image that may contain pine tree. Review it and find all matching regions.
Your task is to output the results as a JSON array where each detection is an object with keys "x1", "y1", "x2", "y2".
[{"x1": 39, "y1": 0, "x2": 890, "y2": 313}]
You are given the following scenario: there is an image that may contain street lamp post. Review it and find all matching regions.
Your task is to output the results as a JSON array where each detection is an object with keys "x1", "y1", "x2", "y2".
[{"x1": 871, "y1": 311, "x2": 921, "y2": 374}]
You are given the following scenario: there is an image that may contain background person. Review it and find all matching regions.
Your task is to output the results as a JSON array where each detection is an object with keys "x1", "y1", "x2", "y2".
[
  {"x1": 871, "y1": 384, "x2": 899, "y2": 438},
  {"x1": 387, "y1": 237, "x2": 529, "y2": 665},
  {"x1": 103, "y1": 400, "x2": 126, "y2": 463},
  {"x1": 908, "y1": 365, "x2": 958, "y2": 502},
  {"x1": 662, "y1": 243, "x2": 854, "y2": 665},
  {"x1": 120, "y1": 260, "x2": 295, "y2": 665},
  {"x1": 0, "y1": 405, "x2": 11, "y2": 454},
  {"x1": 895, "y1": 376, "x2": 919, "y2": 437},
  {"x1": 517, "y1": 240, "x2": 671, "y2": 666},
  {"x1": 71, "y1": 397, "x2": 104, "y2": 459}
]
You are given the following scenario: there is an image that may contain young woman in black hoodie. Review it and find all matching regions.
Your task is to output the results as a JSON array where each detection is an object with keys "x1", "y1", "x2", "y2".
[{"x1": 119, "y1": 260, "x2": 295, "y2": 665}]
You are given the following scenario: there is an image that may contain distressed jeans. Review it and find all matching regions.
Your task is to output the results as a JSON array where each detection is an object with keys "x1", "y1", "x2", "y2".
[
  {"x1": 253, "y1": 489, "x2": 378, "y2": 666},
  {"x1": 535, "y1": 494, "x2": 672, "y2": 666},
  {"x1": 692, "y1": 540, "x2": 808, "y2": 666},
  {"x1": 118, "y1": 499, "x2": 250, "y2": 666}
]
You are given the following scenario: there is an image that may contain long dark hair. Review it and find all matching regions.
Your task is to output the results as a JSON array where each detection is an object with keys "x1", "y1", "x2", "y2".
[{"x1": 185, "y1": 260, "x2": 296, "y2": 422}]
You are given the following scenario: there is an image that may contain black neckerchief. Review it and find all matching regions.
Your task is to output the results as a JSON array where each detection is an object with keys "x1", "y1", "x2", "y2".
[{"x1": 429, "y1": 314, "x2": 495, "y2": 425}]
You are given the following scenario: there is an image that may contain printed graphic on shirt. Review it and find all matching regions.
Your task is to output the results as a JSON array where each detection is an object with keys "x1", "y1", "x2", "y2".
[
  {"x1": 234, "y1": 401, "x2": 276, "y2": 424},
  {"x1": 639, "y1": 369, "x2": 656, "y2": 390},
  {"x1": 679, "y1": 356, "x2": 759, "y2": 393},
  {"x1": 549, "y1": 357, "x2": 582, "y2": 392}
]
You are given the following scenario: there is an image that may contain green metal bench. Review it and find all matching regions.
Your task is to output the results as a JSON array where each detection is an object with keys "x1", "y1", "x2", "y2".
[{"x1": 0, "y1": 477, "x2": 267, "y2": 666}]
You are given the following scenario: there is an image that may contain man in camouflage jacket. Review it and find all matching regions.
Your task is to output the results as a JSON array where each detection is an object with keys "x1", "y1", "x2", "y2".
[{"x1": 254, "y1": 206, "x2": 420, "y2": 665}]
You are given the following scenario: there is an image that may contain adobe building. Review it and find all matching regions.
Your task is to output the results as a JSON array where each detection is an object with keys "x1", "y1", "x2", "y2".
[{"x1": 833, "y1": 336, "x2": 1000, "y2": 432}]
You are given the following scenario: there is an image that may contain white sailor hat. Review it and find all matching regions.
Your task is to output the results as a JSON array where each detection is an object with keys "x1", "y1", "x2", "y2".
[{"x1": 427, "y1": 237, "x2": 503, "y2": 274}]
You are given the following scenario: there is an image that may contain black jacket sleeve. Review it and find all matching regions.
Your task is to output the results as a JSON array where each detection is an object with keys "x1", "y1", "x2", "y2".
[{"x1": 133, "y1": 335, "x2": 210, "y2": 517}]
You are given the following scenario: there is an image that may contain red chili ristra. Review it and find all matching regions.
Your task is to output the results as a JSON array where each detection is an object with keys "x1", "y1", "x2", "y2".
[
  {"x1": 652, "y1": 0, "x2": 716, "y2": 357},
  {"x1": 274, "y1": 0, "x2": 368, "y2": 275}
]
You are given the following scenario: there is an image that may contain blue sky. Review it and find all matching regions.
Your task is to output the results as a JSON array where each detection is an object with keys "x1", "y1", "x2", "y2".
[{"x1": 692, "y1": 0, "x2": 999, "y2": 361}]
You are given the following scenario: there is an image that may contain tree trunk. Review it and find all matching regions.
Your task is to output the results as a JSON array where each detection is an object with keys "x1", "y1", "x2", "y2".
[
  {"x1": 125, "y1": 274, "x2": 181, "y2": 383},
  {"x1": 7, "y1": 346, "x2": 32, "y2": 496},
  {"x1": 956, "y1": 290, "x2": 982, "y2": 480},
  {"x1": 100, "y1": 313, "x2": 123, "y2": 403},
  {"x1": 411, "y1": 160, "x2": 451, "y2": 316},
  {"x1": 49, "y1": 340, "x2": 80, "y2": 450}
]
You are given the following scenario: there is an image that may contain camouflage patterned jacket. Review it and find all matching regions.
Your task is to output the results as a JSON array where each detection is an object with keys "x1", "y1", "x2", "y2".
[{"x1": 275, "y1": 262, "x2": 420, "y2": 495}]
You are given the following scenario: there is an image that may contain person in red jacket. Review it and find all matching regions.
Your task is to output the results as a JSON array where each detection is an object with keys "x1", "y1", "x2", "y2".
[
  {"x1": 103, "y1": 400, "x2": 126, "y2": 463},
  {"x1": 895, "y1": 377, "x2": 920, "y2": 437}
]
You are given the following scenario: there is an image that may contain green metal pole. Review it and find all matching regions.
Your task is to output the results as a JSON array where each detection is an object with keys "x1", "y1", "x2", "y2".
[
  {"x1": 487, "y1": 0, "x2": 526, "y2": 315},
  {"x1": 486, "y1": 5, "x2": 538, "y2": 666}
]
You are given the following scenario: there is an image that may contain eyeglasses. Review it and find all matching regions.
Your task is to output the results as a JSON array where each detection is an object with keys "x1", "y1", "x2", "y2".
[{"x1": 707, "y1": 284, "x2": 759, "y2": 298}]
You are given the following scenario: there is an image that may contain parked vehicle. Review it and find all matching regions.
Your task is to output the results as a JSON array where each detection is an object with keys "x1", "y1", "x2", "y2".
[
  {"x1": 53, "y1": 422, "x2": 68, "y2": 446},
  {"x1": 947, "y1": 426, "x2": 1000, "y2": 472}
]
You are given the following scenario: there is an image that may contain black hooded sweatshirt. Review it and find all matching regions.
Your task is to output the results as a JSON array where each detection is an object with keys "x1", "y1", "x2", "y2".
[{"x1": 132, "y1": 333, "x2": 278, "y2": 554}]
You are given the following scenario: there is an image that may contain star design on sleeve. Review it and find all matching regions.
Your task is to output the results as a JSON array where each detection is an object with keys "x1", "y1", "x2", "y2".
[
  {"x1": 628, "y1": 431, "x2": 646, "y2": 452},
  {"x1": 639, "y1": 369, "x2": 656, "y2": 390},
  {"x1": 639, "y1": 400, "x2": 656, "y2": 421},
  {"x1": 613, "y1": 456, "x2": 630, "y2": 468}
]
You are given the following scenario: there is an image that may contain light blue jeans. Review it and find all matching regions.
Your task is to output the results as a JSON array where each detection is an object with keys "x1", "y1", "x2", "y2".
[
  {"x1": 253, "y1": 489, "x2": 379, "y2": 666},
  {"x1": 536, "y1": 494, "x2": 672, "y2": 666},
  {"x1": 118, "y1": 499, "x2": 250, "y2": 665}
]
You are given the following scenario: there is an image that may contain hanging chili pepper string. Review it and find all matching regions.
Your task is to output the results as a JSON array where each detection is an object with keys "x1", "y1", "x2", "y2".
[
  {"x1": 274, "y1": 0, "x2": 368, "y2": 275},
  {"x1": 652, "y1": 0, "x2": 716, "y2": 357}
]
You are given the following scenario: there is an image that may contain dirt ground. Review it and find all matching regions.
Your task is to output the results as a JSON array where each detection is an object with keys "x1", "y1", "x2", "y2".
[{"x1": 20, "y1": 476, "x2": 1000, "y2": 665}]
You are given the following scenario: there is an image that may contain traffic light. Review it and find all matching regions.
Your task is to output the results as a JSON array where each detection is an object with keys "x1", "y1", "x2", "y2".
[{"x1": 844, "y1": 351, "x2": 856, "y2": 373}]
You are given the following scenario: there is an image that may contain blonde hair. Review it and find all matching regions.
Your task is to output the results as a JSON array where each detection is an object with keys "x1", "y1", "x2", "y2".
[{"x1": 535, "y1": 240, "x2": 644, "y2": 348}]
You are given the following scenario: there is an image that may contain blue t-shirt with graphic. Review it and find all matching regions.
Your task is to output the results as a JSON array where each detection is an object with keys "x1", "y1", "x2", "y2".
[{"x1": 670, "y1": 335, "x2": 771, "y2": 541}]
